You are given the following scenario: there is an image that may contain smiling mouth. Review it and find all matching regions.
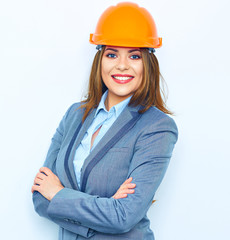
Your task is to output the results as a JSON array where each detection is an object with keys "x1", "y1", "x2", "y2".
[{"x1": 111, "y1": 74, "x2": 134, "y2": 83}]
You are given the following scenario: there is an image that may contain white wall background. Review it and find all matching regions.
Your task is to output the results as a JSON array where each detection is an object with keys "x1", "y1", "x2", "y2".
[{"x1": 0, "y1": 0, "x2": 229, "y2": 239}]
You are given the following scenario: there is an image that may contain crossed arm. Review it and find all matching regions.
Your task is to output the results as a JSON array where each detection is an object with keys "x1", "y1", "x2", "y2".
[
  {"x1": 32, "y1": 169, "x2": 135, "y2": 201},
  {"x1": 32, "y1": 129, "x2": 177, "y2": 235},
  {"x1": 32, "y1": 168, "x2": 135, "y2": 237},
  {"x1": 32, "y1": 105, "x2": 178, "y2": 236}
]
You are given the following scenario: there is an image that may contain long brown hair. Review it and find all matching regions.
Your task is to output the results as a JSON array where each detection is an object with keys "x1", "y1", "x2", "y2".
[{"x1": 79, "y1": 46, "x2": 173, "y2": 122}]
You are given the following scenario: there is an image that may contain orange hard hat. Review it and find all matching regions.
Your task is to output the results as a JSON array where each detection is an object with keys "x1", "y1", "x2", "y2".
[{"x1": 89, "y1": 2, "x2": 162, "y2": 49}]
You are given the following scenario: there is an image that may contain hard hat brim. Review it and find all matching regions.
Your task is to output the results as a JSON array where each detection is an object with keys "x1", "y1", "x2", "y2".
[{"x1": 89, "y1": 34, "x2": 162, "y2": 48}]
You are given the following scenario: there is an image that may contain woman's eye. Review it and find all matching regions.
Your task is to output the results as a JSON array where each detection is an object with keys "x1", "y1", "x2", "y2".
[
  {"x1": 106, "y1": 53, "x2": 117, "y2": 58},
  {"x1": 130, "y1": 54, "x2": 141, "y2": 59}
]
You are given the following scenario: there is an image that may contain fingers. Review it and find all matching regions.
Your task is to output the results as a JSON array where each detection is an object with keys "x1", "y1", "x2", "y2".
[
  {"x1": 112, "y1": 177, "x2": 136, "y2": 199},
  {"x1": 40, "y1": 167, "x2": 52, "y2": 176},
  {"x1": 36, "y1": 172, "x2": 45, "y2": 180},
  {"x1": 122, "y1": 183, "x2": 136, "y2": 189},
  {"x1": 31, "y1": 167, "x2": 51, "y2": 194},
  {"x1": 112, "y1": 188, "x2": 135, "y2": 199},
  {"x1": 113, "y1": 193, "x2": 128, "y2": 199},
  {"x1": 31, "y1": 184, "x2": 40, "y2": 193},
  {"x1": 120, "y1": 178, "x2": 136, "y2": 190},
  {"x1": 34, "y1": 178, "x2": 43, "y2": 185},
  {"x1": 120, "y1": 177, "x2": 136, "y2": 191},
  {"x1": 118, "y1": 188, "x2": 135, "y2": 194},
  {"x1": 123, "y1": 177, "x2": 133, "y2": 184}
]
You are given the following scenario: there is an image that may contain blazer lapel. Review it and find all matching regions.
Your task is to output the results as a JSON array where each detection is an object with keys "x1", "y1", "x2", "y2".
[
  {"x1": 64, "y1": 108, "x2": 97, "y2": 190},
  {"x1": 80, "y1": 104, "x2": 143, "y2": 192}
]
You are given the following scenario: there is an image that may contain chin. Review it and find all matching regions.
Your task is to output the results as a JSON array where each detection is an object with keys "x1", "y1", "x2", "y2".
[{"x1": 112, "y1": 90, "x2": 132, "y2": 97}]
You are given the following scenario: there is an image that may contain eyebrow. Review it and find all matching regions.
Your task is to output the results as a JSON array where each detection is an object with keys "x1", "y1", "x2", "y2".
[{"x1": 104, "y1": 48, "x2": 141, "y2": 53}]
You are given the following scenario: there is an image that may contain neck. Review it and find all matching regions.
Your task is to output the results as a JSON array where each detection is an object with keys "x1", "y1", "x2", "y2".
[{"x1": 105, "y1": 91, "x2": 131, "y2": 111}]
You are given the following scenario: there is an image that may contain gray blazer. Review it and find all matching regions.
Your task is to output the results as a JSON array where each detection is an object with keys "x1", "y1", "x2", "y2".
[{"x1": 32, "y1": 102, "x2": 178, "y2": 240}]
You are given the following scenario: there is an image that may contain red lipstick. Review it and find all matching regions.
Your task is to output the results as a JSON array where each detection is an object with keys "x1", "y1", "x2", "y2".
[{"x1": 111, "y1": 74, "x2": 134, "y2": 84}]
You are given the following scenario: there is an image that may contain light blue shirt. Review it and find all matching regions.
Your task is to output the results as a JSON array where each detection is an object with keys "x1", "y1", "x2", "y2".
[{"x1": 73, "y1": 90, "x2": 132, "y2": 188}]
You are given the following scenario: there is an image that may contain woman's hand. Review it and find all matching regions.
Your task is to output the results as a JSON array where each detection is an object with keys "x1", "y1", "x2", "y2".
[
  {"x1": 31, "y1": 167, "x2": 64, "y2": 201},
  {"x1": 112, "y1": 177, "x2": 136, "y2": 199}
]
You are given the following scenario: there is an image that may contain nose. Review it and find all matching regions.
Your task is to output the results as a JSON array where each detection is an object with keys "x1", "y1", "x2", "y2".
[{"x1": 115, "y1": 56, "x2": 129, "y2": 71}]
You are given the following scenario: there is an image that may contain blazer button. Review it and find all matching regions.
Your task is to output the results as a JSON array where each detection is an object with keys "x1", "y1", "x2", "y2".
[
  {"x1": 70, "y1": 220, "x2": 81, "y2": 225},
  {"x1": 73, "y1": 220, "x2": 81, "y2": 225}
]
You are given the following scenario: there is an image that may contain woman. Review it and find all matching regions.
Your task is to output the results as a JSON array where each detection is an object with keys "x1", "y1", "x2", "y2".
[{"x1": 32, "y1": 2, "x2": 178, "y2": 240}]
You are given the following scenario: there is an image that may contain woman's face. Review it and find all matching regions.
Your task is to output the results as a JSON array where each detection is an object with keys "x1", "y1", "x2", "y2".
[{"x1": 101, "y1": 46, "x2": 143, "y2": 105}]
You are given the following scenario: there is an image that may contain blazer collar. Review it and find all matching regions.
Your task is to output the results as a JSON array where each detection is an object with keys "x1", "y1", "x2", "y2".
[
  {"x1": 80, "y1": 104, "x2": 143, "y2": 191},
  {"x1": 64, "y1": 104, "x2": 143, "y2": 191},
  {"x1": 65, "y1": 108, "x2": 97, "y2": 190}
]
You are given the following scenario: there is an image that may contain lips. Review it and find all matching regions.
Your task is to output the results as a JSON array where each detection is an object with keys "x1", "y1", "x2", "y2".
[{"x1": 111, "y1": 74, "x2": 134, "y2": 84}]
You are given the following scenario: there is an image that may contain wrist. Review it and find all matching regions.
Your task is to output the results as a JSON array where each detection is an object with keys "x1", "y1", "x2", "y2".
[{"x1": 49, "y1": 186, "x2": 64, "y2": 201}]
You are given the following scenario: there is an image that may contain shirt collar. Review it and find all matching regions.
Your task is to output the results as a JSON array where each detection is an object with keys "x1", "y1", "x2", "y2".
[{"x1": 95, "y1": 90, "x2": 132, "y2": 118}]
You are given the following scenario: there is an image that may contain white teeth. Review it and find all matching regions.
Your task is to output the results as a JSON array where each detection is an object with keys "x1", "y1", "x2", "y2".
[{"x1": 113, "y1": 76, "x2": 133, "y2": 80}]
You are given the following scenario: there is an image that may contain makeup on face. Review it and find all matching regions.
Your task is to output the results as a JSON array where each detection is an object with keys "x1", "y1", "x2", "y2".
[{"x1": 101, "y1": 46, "x2": 143, "y2": 107}]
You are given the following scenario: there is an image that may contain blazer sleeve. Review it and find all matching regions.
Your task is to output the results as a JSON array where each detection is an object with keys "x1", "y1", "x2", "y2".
[
  {"x1": 46, "y1": 116, "x2": 178, "y2": 234},
  {"x1": 32, "y1": 103, "x2": 95, "y2": 238}
]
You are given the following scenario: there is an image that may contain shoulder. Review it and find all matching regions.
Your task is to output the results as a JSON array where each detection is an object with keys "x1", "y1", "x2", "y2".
[
  {"x1": 138, "y1": 106, "x2": 178, "y2": 138},
  {"x1": 62, "y1": 102, "x2": 86, "y2": 121}
]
